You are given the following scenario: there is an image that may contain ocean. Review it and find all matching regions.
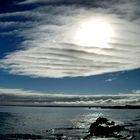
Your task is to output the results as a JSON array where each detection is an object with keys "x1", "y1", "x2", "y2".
[{"x1": 0, "y1": 106, "x2": 140, "y2": 140}]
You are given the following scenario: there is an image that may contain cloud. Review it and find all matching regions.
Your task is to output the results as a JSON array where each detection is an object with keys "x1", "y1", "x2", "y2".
[
  {"x1": 0, "y1": 0, "x2": 140, "y2": 78},
  {"x1": 0, "y1": 87, "x2": 140, "y2": 106},
  {"x1": 105, "y1": 78, "x2": 114, "y2": 82},
  {"x1": 105, "y1": 74, "x2": 119, "y2": 82}
]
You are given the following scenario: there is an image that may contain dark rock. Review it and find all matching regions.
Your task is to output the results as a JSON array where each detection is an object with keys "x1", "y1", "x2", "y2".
[
  {"x1": 89, "y1": 117, "x2": 125, "y2": 137},
  {"x1": 96, "y1": 117, "x2": 109, "y2": 124}
]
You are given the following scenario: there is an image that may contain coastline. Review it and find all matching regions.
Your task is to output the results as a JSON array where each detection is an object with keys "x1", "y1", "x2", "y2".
[{"x1": 0, "y1": 104, "x2": 140, "y2": 109}]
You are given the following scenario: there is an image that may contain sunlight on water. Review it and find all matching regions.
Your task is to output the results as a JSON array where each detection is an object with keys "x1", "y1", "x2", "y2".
[
  {"x1": 0, "y1": 107, "x2": 140, "y2": 140},
  {"x1": 74, "y1": 112, "x2": 103, "y2": 128}
]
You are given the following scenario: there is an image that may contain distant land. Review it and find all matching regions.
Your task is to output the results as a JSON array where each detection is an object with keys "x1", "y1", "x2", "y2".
[{"x1": 0, "y1": 104, "x2": 140, "y2": 109}]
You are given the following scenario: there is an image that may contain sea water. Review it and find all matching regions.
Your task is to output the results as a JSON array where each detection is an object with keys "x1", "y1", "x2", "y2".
[{"x1": 0, "y1": 106, "x2": 140, "y2": 139}]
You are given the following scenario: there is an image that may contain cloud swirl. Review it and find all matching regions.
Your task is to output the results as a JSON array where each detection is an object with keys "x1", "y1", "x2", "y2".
[{"x1": 0, "y1": 0, "x2": 140, "y2": 78}]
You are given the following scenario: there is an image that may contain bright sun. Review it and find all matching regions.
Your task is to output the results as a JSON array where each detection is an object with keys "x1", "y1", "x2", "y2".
[{"x1": 75, "y1": 19, "x2": 114, "y2": 48}]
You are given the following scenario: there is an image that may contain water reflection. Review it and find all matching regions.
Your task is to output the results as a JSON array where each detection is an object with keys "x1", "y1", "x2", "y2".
[
  {"x1": 74, "y1": 112, "x2": 103, "y2": 129},
  {"x1": 0, "y1": 107, "x2": 139, "y2": 139}
]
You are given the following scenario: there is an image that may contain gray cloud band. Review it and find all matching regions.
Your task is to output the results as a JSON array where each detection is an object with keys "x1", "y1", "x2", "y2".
[{"x1": 0, "y1": 88, "x2": 140, "y2": 106}]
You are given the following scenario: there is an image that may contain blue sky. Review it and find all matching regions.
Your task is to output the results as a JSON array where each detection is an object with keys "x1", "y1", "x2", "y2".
[
  {"x1": 0, "y1": 0, "x2": 140, "y2": 106},
  {"x1": 0, "y1": 69, "x2": 140, "y2": 95}
]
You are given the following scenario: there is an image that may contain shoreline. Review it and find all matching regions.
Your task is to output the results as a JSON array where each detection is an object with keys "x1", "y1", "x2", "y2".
[{"x1": 0, "y1": 104, "x2": 140, "y2": 109}]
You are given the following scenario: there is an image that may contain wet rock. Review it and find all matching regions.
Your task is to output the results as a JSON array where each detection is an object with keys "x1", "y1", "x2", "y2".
[{"x1": 89, "y1": 117, "x2": 125, "y2": 137}]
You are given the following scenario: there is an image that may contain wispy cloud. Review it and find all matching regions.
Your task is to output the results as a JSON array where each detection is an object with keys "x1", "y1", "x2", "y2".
[
  {"x1": 0, "y1": 0, "x2": 140, "y2": 78},
  {"x1": 0, "y1": 87, "x2": 140, "y2": 106},
  {"x1": 105, "y1": 78, "x2": 115, "y2": 82}
]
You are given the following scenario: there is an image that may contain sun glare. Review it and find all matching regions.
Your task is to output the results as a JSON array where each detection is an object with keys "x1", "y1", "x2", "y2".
[{"x1": 75, "y1": 19, "x2": 114, "y2": 48}]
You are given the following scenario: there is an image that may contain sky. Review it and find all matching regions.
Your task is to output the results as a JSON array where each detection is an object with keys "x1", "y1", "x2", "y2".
[{"x1": 0, "y1": 0, "x2": 140, "y2": 106}]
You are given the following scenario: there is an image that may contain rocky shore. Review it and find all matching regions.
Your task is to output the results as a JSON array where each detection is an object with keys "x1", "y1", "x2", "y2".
[{"x1": 0, "y1": 117, "x2": 139, "y2": 140}]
